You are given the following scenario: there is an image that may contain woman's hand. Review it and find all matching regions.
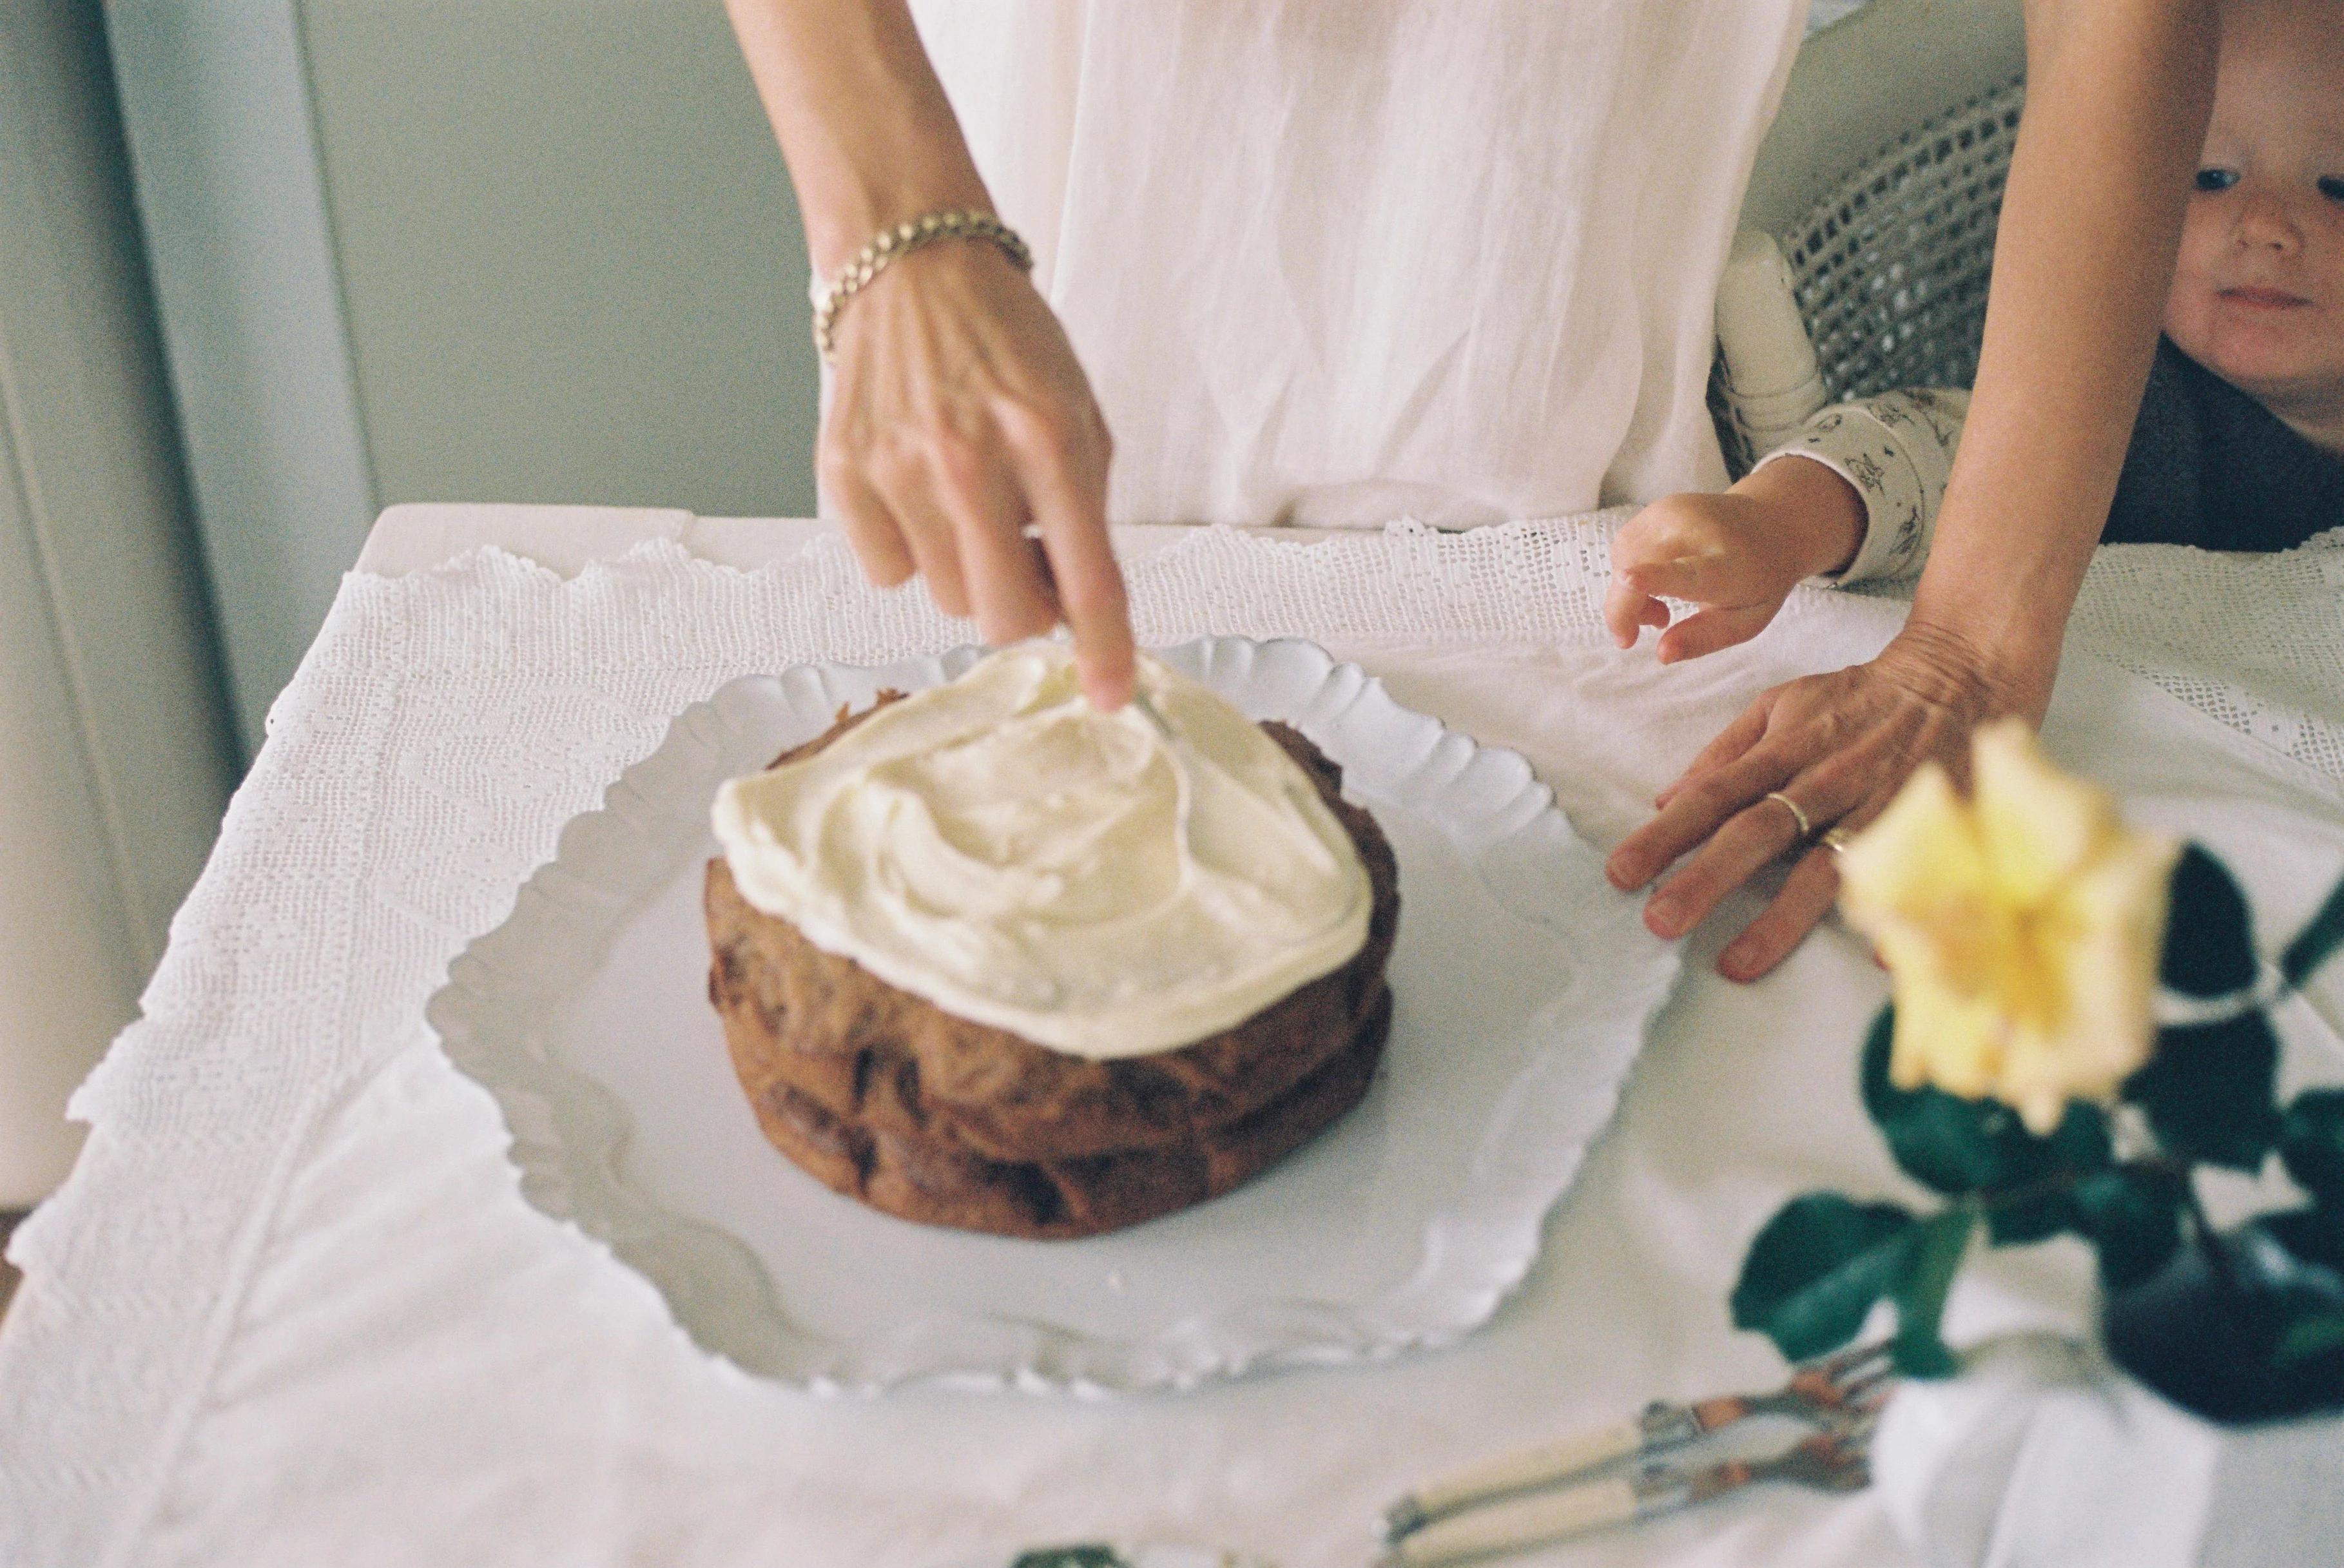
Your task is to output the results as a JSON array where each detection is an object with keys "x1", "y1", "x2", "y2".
[
  {"x1": 1605, "y1": 623, "x2": 2036, "y2": 982},
  {"x1": 723, "y1": 0, "x2": 1137, "y2": 706},
  {"x1": 823, "y1": 241, "x2": 1134, "y2": 708}
]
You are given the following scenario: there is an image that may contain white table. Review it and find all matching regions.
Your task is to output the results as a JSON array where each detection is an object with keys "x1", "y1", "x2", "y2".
[{"x1": 5, "y1": 503, "x2": 2340, "y2": 1568}]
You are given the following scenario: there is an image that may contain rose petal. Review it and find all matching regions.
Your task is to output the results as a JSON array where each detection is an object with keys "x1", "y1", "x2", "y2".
[
  {"x1": 1840, "y1": 764, "x2": 1988, "y2": 934},
  {"x1": 1845, "y1": 723, "x2": 2174, "y2": 1137},
  {"x1": 1973, "y1": 722, "x2": 2116, "y2": 907},
  {"x1": 1890, "y1": 956, "x2": 2004, "y2": 1101}
]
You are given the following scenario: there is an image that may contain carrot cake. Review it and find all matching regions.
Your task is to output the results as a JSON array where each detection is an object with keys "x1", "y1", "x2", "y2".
[{"x1": 704, "y1": 644, "x2": 1399, "y2": 1239}]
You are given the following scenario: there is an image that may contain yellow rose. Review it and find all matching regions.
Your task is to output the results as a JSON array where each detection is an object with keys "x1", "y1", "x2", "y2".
[{"x1": 1836, "y1": 721, "x2": 2179, "y2": 1134}]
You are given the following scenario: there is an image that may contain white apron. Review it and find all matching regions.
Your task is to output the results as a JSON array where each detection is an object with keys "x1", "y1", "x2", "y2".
[{"x1": 912, "y1": 1, "x2": 1806, "y2": 527}]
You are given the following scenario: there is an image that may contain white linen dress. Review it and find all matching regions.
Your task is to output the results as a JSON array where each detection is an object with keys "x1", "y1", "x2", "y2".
[{"x1": 911, "y1": 0, "x2": 1808, "y2": 527}]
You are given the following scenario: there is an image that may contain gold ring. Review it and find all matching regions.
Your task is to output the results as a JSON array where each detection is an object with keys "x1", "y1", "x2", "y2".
[
  {"x1": 1763, "y1": 791, "x2": 1813, "y2": 840},
  {"x1": 1821, "y1": 826, "x2": 1854, "y2": 855}
]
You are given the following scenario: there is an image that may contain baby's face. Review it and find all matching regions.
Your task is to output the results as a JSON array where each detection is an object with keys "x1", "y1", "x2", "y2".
[{"x1": 2163, "y1": 0, "x2": 2344, "y2": 409}]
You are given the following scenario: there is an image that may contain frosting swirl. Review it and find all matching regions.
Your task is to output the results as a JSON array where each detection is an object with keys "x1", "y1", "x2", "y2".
[{"x1": 712, "y1": 644, "x2": 1372, "y2": 1058}]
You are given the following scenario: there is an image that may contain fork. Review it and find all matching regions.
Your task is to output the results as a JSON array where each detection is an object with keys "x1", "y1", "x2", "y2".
[
  {"x1": 1375, "y1": 1418, "x2": 1877, "y2": 1567},
  {"x1": 1381, "y1": 1340, "x2": 1891, "y2": 1540}
]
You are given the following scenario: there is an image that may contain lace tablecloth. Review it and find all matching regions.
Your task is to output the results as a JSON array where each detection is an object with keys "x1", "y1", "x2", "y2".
[{"x1": 4, "y1": 507, "x2": 2341, "y2": 1568}]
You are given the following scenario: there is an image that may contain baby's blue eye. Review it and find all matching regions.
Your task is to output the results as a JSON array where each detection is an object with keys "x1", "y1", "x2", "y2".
[
  {"x1": 2195, "y1": 168, "x2": 2239, "y2": 193},
  {"x1": 2321, "y1": 175, "x2": 2344, "y2": 203}
]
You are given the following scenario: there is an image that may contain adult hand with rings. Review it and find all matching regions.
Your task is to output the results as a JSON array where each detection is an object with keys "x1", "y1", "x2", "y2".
[
  {"x1": 1604, "y1": 624, "x2": 2016, "y2": 983},
  {"x1": 1603, "y1": 0, "x2": 2218, "y2": 983}
]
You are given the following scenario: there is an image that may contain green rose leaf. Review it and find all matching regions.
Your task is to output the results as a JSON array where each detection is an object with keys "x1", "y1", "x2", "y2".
[
  {"x1": 1863, "y1": 1006, "x2": 2112, "y2": 1203},
  {"x1": 2126, "y1": 1012, "x2": 2281, "y2": 1171},
  {"x1": 2280, "y1": 1089, "x2": 2344, "y2": 1206},
  {"x1": 2260, "y1": 1205, "x2": 2344, "y2": 1275},
  {"x1": 2275, "y1": 1311, "x2": 2344, "y2": 1368},
  {"x1": 1986, "y1": 1186, "x2": 2078, "y2": 1247},
  {"x1": 2280, "y1": 873, "x2": 2344, "y2": 991},
  {"x1": 1013, "y1": 1549, "x2": 1128, "y2": 1568},
  {"x1": 2162, "y1": 844, "x2": 2257, "y2": 998},
  {"x1": 2072, "y1": 1165, "x2": 2185, "y2": 1290},
  {"x1": 1892, "y1": 1208, "x2": 1975, "y2": 1378},
  {"x1": 2249, "y1": 1210, "x2": 2344, "y2": 1380},
  {"x1": 1732, "y1": 1192, "x2": 1917, "y2": 1362}
]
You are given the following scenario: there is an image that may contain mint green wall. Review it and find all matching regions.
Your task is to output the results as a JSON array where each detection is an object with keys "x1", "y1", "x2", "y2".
[
  {"x1": 110, "y1": 1, "x2": 820, "y2": 754},
  {"x1": 300, "y1": 1, "x2": 820, "y2": 522}
]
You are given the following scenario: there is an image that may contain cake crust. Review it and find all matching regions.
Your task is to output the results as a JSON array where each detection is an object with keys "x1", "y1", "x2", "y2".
[
  {"x1": 705, "y1": 697, "x2": 1401, "y2": 1238},
  {"x1": 744, "y1": 986, "x2": 1391, "y2": 1240}
]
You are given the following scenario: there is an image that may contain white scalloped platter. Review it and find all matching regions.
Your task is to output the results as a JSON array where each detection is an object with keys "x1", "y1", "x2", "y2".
[{"x1": 429, "y1": 637, "x2": 1680, "y2": 1395}]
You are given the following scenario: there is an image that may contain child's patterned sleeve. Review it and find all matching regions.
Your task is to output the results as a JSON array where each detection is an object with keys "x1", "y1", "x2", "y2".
[{"x1": 1749, "y1": 389, "x2": 1970, "y2": 585}]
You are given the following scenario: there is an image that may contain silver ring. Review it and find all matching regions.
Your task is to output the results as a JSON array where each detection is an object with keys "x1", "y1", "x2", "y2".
[
  {"x1": 1763, "y1": 790, "x2": 1813, "y2": 840},
  {"x1": 1820, "y1": 826, "x2": 1854, "y2": 856}
]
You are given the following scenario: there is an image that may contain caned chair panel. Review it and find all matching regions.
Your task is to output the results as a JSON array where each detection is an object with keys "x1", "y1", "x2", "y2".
[
  {"x1": 1786, "y1": 76, "x2": 2025, "y2": 405},
  {"x1": 1711, "y1": 0, "x2": 2026, "y2": 474}
]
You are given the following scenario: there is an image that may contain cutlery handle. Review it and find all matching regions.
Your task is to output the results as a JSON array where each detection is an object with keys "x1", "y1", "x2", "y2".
[
  {"x1": 1399, "y1": 1418, "x2": 1643, "y2": 1524},
  {"x1": 1383, "y1": 1475, "x2": 1642, "y2": 1567}
]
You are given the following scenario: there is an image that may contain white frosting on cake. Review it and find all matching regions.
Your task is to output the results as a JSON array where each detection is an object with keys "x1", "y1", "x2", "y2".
[{"x1": 711, "y1": 644, "x2": 1373, "y2": 1058}]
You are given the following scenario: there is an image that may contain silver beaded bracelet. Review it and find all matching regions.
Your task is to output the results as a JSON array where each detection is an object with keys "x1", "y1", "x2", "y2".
[{"x1": 809, "y1": 208, "x2": 1034, "y2": 363}]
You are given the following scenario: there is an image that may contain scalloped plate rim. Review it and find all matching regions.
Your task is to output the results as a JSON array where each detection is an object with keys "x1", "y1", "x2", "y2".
[{"x1": 427, "y1": 635, "x2": 1681, "y2": 1395}]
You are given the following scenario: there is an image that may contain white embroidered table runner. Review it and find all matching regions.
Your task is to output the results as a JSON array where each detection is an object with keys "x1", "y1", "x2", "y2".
[{"x1": 3, "y1": 512, "x2": 2339, "y2": 1568}]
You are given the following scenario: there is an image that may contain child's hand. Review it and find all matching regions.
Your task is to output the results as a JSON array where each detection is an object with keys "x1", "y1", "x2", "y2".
[{"x1": 1603, "y1": 456, "x2": 1866, "y2": 663}]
